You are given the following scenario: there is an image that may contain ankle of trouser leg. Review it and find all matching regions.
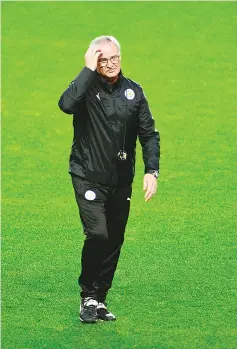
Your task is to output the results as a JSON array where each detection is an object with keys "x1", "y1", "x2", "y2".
[
  {"x1": 97, "y1": 292, "x2": 107, "y2": 303},
  {"x1": 80, "y1": 291, "x2": 98, "y2": 301},
  {"x1": 97, "y1": 297, "x2": 106, "y2": 303}
]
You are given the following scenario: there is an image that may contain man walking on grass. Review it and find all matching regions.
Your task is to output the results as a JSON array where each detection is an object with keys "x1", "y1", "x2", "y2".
[{"x1": 58, "y1": 35, "x2": 160, "y2": 323}]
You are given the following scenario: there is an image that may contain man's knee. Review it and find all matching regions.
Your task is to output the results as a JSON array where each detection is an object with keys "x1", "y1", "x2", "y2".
[{"x1": 85, "y1": 227, "x2": 108, "y2": 241}]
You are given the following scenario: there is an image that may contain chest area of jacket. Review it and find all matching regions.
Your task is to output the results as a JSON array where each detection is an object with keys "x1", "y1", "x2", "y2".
[{"x1": 86, "y1": 86, "x2": 140, "y2": 125}]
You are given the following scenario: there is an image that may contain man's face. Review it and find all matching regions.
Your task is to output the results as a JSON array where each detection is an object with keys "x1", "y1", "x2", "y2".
[{"x1": 96, "y1": 41, "x2": 121, "y2": 79}]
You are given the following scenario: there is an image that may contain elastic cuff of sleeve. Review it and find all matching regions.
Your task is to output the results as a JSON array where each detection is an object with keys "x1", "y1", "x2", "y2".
[{"x1": 146, "y1": 169, "x2": 159, "y2": 178}]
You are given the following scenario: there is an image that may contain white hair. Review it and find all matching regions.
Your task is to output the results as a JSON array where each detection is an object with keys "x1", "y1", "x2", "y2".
[{"x1": 89, "y1": 35, "x2": 121, "y2": 54}]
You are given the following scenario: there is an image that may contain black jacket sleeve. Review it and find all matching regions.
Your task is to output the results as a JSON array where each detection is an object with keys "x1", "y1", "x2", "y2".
[
  {"x1": 58, "y1": 67, "x2": 96, "y2": 114},
  {"x1": 137, "y1": 90, "x2": 160, "y2": 175}
]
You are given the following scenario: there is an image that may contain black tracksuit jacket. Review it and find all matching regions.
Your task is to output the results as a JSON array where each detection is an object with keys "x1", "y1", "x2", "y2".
[{"x1": 58, "y1": 67, "x2": 160, "y2": 187}]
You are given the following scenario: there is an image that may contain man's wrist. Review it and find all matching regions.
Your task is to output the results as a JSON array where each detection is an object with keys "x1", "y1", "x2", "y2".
[
  {"x1": 85, "y1": 65, "x2": 96, "y2": 71},
  {"x1": 146, "y1": 170, "x2": 159, "y2": 179}
]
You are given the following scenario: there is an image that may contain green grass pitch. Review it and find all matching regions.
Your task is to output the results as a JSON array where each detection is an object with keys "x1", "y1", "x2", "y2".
[{"x1": 2, "y1": 1, "x2": 237, "y2": 349}]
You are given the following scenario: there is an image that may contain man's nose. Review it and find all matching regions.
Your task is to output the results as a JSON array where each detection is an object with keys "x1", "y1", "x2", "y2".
[{"x1": 107, "y1": 59, "x2": 113, "y2": 68}]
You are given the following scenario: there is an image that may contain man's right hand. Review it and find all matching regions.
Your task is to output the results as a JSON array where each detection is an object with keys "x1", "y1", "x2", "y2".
[{"x1": 85, "y1": 47, "x2": 102, "y2": 71}]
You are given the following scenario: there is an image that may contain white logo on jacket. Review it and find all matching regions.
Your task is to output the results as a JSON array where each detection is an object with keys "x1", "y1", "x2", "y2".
[
  {"x1": 124, "y1": 89, "x2": 135, "y2": 100},
  {"x1": 85, "y1": 190, "x2": 96, "y2": 201}
]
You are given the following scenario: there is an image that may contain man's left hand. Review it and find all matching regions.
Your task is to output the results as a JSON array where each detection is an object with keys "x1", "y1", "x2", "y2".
[{"x1": 143, "y1": 173, "x2": 157, "y2": 202}]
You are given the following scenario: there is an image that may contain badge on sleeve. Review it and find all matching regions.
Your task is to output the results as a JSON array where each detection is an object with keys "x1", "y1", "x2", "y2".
[{"x1": 124, "y1": 89, "x2": 135, "y2": 100}]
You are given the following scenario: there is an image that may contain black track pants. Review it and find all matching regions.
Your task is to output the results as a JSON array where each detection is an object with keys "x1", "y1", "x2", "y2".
[{"x1": 71, "y1": 175, "x2": 132, "y2": 302}]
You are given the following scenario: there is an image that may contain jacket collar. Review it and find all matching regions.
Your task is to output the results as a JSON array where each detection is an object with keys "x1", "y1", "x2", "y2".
[{"x1": 97, "y1": 70, "x2": 124, "y2": 94}]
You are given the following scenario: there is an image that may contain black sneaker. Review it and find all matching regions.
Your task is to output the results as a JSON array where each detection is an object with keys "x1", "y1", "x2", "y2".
[
  {"x1": 97, "y1": 302, "x2": 116, "y2": 321},
  {"x1": 80, "y1": 297, "x2": 98, "y2": 323}
]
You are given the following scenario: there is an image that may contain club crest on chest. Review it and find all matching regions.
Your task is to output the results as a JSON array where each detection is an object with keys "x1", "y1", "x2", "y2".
[{"x1": 124, "y1": 89, "x2": 135, "y2": 100}]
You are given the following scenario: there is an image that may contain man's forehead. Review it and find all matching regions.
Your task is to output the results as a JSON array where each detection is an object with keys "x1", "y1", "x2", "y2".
[{"x1": 97, "y1": 41, "x2": 119, "y2": 57}]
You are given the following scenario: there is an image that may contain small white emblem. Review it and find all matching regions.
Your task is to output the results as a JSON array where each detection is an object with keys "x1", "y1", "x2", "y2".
[
  {"x1": 127, "y1": 197, "x2": 131, "y2": 201},
  {"x1": 96, "y1": 93, "x2": 100, "y2": 100},
  {"x1": 124, "y1": 89, "x2": 135, "y2": 100},
  {"x1": 85, "y1": 190, "x2": 96, "y2": 201}
]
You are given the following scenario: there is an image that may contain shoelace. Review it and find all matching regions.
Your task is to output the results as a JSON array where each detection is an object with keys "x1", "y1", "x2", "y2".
[{"x1": 83, "y1": 297, "x2": 98, "y2": 309}]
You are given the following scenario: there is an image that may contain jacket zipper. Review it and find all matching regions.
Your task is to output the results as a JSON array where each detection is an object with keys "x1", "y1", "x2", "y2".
[{"x1": 111, "y1": 93, "x2": 117, "y2": 184}]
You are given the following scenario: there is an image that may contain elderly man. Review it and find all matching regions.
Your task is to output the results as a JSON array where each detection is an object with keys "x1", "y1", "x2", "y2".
[{"x1": 58, "y1": 35, "x2": 160, "y2": 323}]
